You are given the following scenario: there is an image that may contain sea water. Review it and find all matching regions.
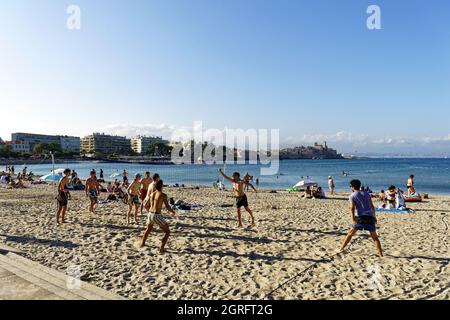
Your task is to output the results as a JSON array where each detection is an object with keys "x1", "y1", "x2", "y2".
[{"x1": 16, "y1": 158, "x2": 450, "y2": 195}]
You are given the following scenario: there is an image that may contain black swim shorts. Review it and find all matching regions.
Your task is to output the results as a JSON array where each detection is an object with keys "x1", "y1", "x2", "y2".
[
  {"x1": 57, "y1": 191, "x2": 68, "y2": 207},
  {"x1": 236, "y1": 194, "x2": 249, "y2": 208}
]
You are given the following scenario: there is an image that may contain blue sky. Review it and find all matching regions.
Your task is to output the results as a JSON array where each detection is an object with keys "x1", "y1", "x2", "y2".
[{"x1": 1, "y1": 0, "x2": 449, "y2": 154}]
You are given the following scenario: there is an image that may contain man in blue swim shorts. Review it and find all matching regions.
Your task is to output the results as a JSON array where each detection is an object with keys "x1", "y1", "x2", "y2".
[{"x1": 339, "y1": 179, "x2": 383, "y2": 257}]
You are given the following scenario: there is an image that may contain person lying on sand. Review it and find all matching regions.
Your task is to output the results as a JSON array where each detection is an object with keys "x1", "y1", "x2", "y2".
[
  {"x1": 218, "y1": 168, "x2": 255, "y2": 228},
  {"x1": 143, "y1": 173, "x2": 160, "y2": 212},
  {"x1": 140, "y1": 180, "x2": 176, "y2": 254},
  {"x1": 339, "y1": 179, "x2": 383, "y2": 257},
  {"x1": 140, "y1": 172, "x2": 152, "y2": 215},
  {"x1": 85, "y1": 170, "x2": 100, "y2": 213},
  {"x1": 127, "y1": 174, "x2": 142, "y2": 224},
  {"x1": 56, "y1": 169, "x2": 71, "y2": 224}
]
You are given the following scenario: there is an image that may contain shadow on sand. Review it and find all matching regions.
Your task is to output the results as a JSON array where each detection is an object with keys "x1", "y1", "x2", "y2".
[
  {"x1": 0, "y1": 234, "x2": 79, "y2": 249},
  {"x1": 176, "y1": 230, "x2": 289, "y2": 244},
  {"x1": 174, "y1": 248, "x2": 326, "y2": 263}
]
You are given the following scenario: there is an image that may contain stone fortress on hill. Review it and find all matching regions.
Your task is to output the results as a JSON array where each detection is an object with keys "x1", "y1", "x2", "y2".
[{"x1": 279, "y1": 142, "x2": 343, "y2": 160}]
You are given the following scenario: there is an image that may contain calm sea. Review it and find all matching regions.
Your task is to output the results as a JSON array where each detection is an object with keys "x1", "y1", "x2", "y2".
[{"x1": 14, "y1": 158, "x2": 450, "y2": 195}]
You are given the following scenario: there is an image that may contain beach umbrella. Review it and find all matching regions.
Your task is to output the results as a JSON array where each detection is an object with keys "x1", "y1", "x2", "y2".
[
  {"x1": 293, "y1": 180, "x2": 317, "y2": 188},
  {"x1": 52, "y1": 168, "x2": 66, "y2": 174},
  {"x1": 40, "y1": 173, "x2": 63, "y2": 181}
]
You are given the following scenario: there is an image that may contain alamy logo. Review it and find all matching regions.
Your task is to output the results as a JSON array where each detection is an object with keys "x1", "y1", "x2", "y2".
[
  {"x1": 367, "y1": 5, "x2": 381, "y2": 30},
  {"x1": 66, "y1": 5, "x2": 81, "y2": 30},
  {"x1": 66, "y1": 265, "x2": 81, "y2": 290},
  {"x1": 367, "y1": 264, "x2": 384, "y2": 293},
  {"x1": 170, "y1": 121, "x2": 280, "y2": 176}
]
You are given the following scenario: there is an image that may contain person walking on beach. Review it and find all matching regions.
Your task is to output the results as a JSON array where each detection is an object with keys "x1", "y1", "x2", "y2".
[
  {"x1": 339, "y1": 179, "x2": 383, "y2": 257},
  {"x1": 243, "y1": 172, "x2": 257, "y2": 193},
  {"x1": 127, "y1": 174, "x2": 142, "y2": 224},
  {"x1": 99, "y1": 169, "x2": 104, "y2": 181},
  {"x1": 85, "y1": 170, "x2": 100, "y2": 213},
  {"x1": 56, "y1": 169, "x2": 71, "y2": 224},
  {"x1": 140, "y1": 171, "x2": 152, "y2": 215},
  {"x1": 328, "y1": 176, "x2": 335, "y2": 195},
  {"x1": 144, "y1": 173, "x2": 160, "y2": 211},
  {"x1": 218, "y1": 168, "x2": 256, "y2": 228},
  {"x1": 407, "y1": 175, "x2": 415, "y2": 196},
  {"x1": 140, "y1": 180, "x2": 176, "y2": 254}
]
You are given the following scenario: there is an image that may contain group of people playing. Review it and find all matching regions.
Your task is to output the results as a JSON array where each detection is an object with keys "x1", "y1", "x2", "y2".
[
  {"x1": 48, "y1": 168, "x2": 422, "y2": 258},
  {"x1": 53, "y1": 167, "x2": 259, "y2": 253},
  {"x1": 55, "y1": 168, "x2": 177, "y2": 254}
]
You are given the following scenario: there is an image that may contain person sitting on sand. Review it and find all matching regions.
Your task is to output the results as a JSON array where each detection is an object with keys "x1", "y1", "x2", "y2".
[
  {"x1": 339, "y1": 179, "x2": 383, "y2": 257},
  {"x1": 218, "y1": 168, "x2": 256, "y2": 228},
  {"x1": 56, "y1": 169, "x2": 71, "y2": 224},
  {"x1": 140, "y1": 180, "x2": 176, "y2": 254},
  {"x1": 127, "y1": 174, "x2": 142, "y2": 224},
  {"x1": 385, "y1": 185, "x2": 397, "y2": 209},
  {"x1": 140, "y1": 172, "x2": 152, "y2": 215},
  {"x1": 303, "y1": 186, "x2": 313, "y2": 199},
  {"x1": 313, "y1": 186, "x2": 326, "y2": 199},
  {"x1": 144, "y1": 173, "x2": 160, "y2": 212},
  {"x1": 407, "y1": 175, "x2": 415, "y2": 196},
  {"x1": 85, "y1": 170, "x2": 100, "y2": 213}
]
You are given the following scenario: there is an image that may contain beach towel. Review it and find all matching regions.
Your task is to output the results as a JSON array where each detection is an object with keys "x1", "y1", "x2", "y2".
[{"x1": 376, "y1": 208, "x2": 415, "y2": 214}]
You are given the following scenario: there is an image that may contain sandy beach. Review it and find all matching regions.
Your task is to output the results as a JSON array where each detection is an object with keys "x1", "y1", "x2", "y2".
[{"x1": 0, "y1": 184, "x2": 448, "y2": 300}]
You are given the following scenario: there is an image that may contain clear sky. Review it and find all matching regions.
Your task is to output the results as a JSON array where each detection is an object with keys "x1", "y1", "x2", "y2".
[{"x1": 1, "y1": 0, "x2": 449, "y2": 154}]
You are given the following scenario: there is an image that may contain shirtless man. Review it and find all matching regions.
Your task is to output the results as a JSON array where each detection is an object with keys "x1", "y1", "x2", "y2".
[
  {"x1": 243, "y1": 172, "x2": 257, "y2": 193},
  {"x1": 219, "y1": 168, "x2": 255, "y2": 228},
  {"x1": 144, "y1": 173, "x2": 160, "y2": 212},
  {"x1": 56, "y1": 169, "x2": 71, "y2": 224},
  {"x1": 140, "y1": 180, "x2": 176, "y2": 254},
  {"x1": 85, "y1": 170, "x2": 100, "y2": 213},
  {"x1": 140, "y1": 172, "x2": 152, "y2": 215},
  {"x1": 127, "y1": 174, "x2": 142, "y2": 224}
]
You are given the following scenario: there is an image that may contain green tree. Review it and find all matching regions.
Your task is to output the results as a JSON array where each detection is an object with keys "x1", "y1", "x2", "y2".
[{"x1": 147, "y1": 142, "x2": 172, "y2": 157}]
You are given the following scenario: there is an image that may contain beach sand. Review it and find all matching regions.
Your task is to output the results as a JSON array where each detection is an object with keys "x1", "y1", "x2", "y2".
[{"x1": 0, "y1": 184, "x2": 448, "y2": 300}]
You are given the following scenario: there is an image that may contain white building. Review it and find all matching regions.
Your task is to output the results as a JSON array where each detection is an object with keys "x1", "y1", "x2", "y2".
[
  {"x1": 130, "y1": 135, "x2": 168, "y2": 154},
  {"x1": 5, "y1": 141, "x2": 31, "y2": 153},
  {"x1": 11, "y1": 133, "x2": 80, "y2": 152}
]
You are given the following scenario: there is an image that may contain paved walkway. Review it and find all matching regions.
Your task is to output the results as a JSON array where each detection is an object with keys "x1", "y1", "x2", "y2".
[{"x1": 0, "y1": 245, "x2": 124, "y2": 300}]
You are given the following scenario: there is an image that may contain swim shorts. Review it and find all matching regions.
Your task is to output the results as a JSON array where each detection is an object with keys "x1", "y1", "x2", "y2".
[
  {"x1": 140, "y1": 189, "x2": 148, "y2": 201},
  {"x1": 129, "y1": 194, "x2": 140, "y2": 205},
  {"x1": 147, "y1": 212, "x2": 168, "y2": 228},
  {"x1": 57, "y1": 191, "x2": 68, "y2": 207},
  {"x1": 236, "y1": 194, "x2": 249, "y2": 208},
  {"x1": 88, "y1": 189, "x2": 98, "y2": 201},
  {"x1": 353, "y1": 215, "x2": 377, "y2": 232}
]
